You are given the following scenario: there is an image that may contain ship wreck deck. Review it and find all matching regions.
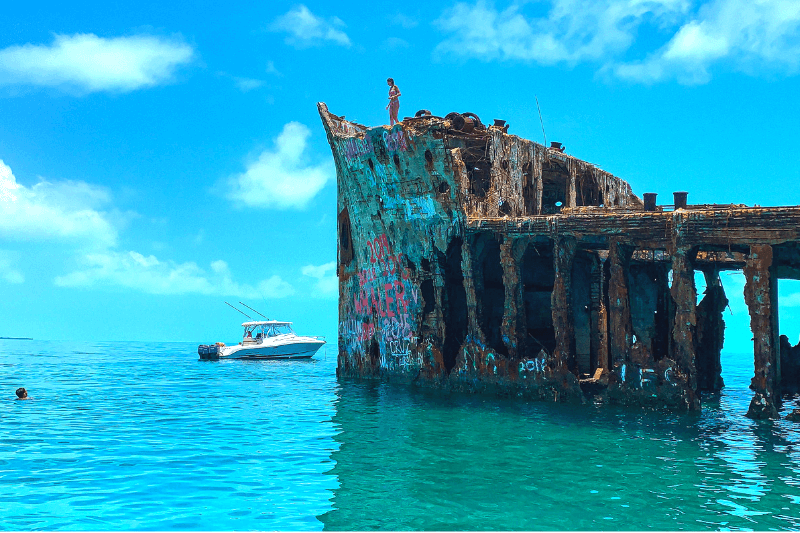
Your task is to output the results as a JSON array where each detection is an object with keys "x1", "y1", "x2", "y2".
[
  {"x1": 469, "y1": 206, "x2": 800, "y2": 276},
  {"x1": 319, "y1": 102, "x2": 800, "y2": 420}
]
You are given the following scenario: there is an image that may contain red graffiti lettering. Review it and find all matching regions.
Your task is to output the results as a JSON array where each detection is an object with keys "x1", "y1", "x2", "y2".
[
  {"x1": 394, "y1": 280, "x2": 408, "y2": 313},
  {"x1": 384, "y1": 283, "x2": 396, "y2": 318}
]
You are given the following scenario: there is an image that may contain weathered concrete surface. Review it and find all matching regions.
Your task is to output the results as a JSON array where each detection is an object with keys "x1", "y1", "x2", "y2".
[
  {"x1": 320, "y1": 102, "x2": 800, "y2": 416},
  {"x1": 696, "y1": 269, "x2": 727, "y2": 392},
  {"x1": 744, "y1": 245, "x2": 780, "y2": 419},
  {"x1": 552, "y1": 236, "x2": 577, "y2": 374},
  {"x1": 608, "y1": 241, "x2": 633, "y2": 372},
  {"x1": 669, "y1": 246, "x2": 700, "y2": 410}
]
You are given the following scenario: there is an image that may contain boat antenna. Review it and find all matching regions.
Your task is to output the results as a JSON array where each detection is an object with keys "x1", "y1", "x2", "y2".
[
  {"x1": 225, "y1": 301, "x2": 252, "y2": 319},
  {"x1": 239, "y1": 302, "x2": 269, "y2": 320},
  {"x1": 535, "y1": 95, "x2": 547, "y2": 148},
  {"x1": 258, "y1": 290, "x2": 270, "y2": 312}
]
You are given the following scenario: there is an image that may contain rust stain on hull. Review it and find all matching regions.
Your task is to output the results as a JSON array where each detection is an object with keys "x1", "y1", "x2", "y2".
[{"x1": 320, "y1": 103, "x2": 799, "y2": 419}]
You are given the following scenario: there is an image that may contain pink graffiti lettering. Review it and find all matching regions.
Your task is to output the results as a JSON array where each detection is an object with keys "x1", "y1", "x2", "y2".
[
  {"x1": 383, "y1": 130, "x2": 408, "y2": 152},
  {"x1": 341, "y1": 136, "x2": 374, "y2": 167}
]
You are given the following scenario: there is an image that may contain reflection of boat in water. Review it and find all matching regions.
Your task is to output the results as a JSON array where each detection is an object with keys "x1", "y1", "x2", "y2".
[{"x1": 198, "y1": 321, "x2": 326, "y2": 360}]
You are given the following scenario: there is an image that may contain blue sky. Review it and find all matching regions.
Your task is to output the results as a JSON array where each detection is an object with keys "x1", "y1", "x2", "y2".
[{"x1": 1, "y1": 0, "x2": 799, "y2": 353}]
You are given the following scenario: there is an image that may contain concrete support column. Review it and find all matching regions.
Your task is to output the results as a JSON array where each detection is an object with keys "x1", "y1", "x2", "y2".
[
  {"x1": 696, "y1": 268, "x2": 727, "y2": 392},
  {"x1": 568, "y1": 164, "x2": 577, "y2": 208},
  {"x1": 450, "y1": 148, "x2": 470, "y2": 201},
  {"x1": 552, "y1": 236, "x2": 577, "y2": 371},
  {"x1": 509, "y1": 142, "x2": 523, "y2": 217},
  {"x1": 596, "y1": 251, "x2": 609, "y2": 371},
  {"x1": 430, "y1": 254, "x2": 446, "y2": 343},
  {"x1": 461, "y1": 237, "x2": 482, "y2": 341},
  {"x1": 500, "y1": 237, "x2": 522, "y2": 357},
  {"x1": 744, "y1": 244, "x2": 780, "y2": 419},
  {"x1": 670, "y1": 245, "x2": 700, "y2": 409},
  {"x1": 534, "y1": 149, "x2": 543, "y2": 215},
  {"x1": 608, "y1": 241, "x2": 634, "y2": 370},
  {"x1": 771, "y1": 269, "x2": 781, "y2": 385}
]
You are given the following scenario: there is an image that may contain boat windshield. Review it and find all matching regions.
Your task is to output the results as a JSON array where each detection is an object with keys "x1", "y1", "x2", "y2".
[
  {"x1": 265, "y1": 324, "x2": 293, "y2": 337},
  {"x1": 242, "y1": 323, "x2": 294, "y2": 339}
]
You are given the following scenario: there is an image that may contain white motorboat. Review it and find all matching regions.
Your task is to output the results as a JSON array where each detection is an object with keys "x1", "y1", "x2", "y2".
[{"x1": 198, "y1": 320, "x2": 325, "y2": 360}]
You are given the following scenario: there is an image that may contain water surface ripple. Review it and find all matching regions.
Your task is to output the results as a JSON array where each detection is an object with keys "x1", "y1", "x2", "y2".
[{"x1": 2, "y1": 341, "x2": 800, "y2": 530}]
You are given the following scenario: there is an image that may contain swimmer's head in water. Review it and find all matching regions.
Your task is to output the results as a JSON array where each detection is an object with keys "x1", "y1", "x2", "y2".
[{"x1": 16, "y1": 387, "x2": 26, "y2": 398}]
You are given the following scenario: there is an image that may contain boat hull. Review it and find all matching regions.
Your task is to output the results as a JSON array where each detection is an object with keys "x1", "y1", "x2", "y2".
[{"x1": 199, "y1": 340, "x2": 325, "y2": 361}]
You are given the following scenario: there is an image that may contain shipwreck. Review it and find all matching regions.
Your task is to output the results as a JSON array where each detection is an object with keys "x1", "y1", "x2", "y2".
[{"x1": 318, "y1": 102, "x2": 800, "y2": 419}]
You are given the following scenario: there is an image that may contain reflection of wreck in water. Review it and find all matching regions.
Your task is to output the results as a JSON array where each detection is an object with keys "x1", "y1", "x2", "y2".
[{"x1": 319, "y1": 102, "x2": 800, "y2": 419}]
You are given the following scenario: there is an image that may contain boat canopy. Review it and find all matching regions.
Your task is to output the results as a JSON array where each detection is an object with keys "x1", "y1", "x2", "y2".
[
  {"x1": 240, "y1": 320, "x2": 296, "y2": 341},
  {"x1": 241, "y1": 320, "x2": 292, "y2": 327}
]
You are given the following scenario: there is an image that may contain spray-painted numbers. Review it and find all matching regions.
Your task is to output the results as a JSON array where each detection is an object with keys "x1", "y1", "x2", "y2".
[
  {"x1": 367, "y1": 233, "x2": 390, "y2": 263},
  {"x1": 520, "y1": 357, "x2": 546, "y2": 376}
]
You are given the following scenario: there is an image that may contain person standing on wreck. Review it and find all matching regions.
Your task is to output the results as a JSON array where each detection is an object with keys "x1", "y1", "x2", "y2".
[{"x1": 386, "y1": 78, "x2": 401, "y2": 126}]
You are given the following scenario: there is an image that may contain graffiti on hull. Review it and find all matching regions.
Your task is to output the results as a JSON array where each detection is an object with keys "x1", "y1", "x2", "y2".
[{"x1": 339, "y1": 233, "x2": 421, "y2": 371}]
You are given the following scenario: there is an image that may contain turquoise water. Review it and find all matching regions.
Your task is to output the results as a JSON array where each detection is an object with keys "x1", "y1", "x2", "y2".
[{"x1": 3, "y1": 340, "x2": 800, "y2": 530}]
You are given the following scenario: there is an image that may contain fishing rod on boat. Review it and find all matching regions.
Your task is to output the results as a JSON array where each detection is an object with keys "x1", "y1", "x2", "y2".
[
  {"x1": 238, "y1": 302, "x2": 269, "y2": 320},
  {"x1": 224, "y1": 301, "x2": 252, "y2": 319}
]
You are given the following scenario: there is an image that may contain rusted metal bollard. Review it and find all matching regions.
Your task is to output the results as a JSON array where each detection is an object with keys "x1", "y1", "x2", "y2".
[
  {"x1": 644, "y1": 193, "x2": 657, "y2": 211},
  {"x1": 674, "y1": 191, "x2": 688, "y2": 209}
]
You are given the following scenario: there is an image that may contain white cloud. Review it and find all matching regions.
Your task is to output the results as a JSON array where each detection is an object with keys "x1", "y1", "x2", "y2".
[
  {"x1": 55, "y1": 251, "x2": 295, "y2": 298},
  {"x1": 225, "y1": 122, "x2": 334, "y2": 209},
  {"x1": 0, "y1": 159, "x2": 117, "y2": 247},
  {"x1": 233, "y1": 76, "x2": 265, "y2": 92},
  {"x1": 0, "y1": 252, "x2": 24, "y2": 284},
  {"x1": 266, "y1": 60, "x2": 283, "y2": 77},
  {"x1": 435, "y1": 0, "x2": 690, "y2": 65},
  {"x1": 0, "y1": 33, "x2": 195, "y2": 93},
  {"x1": 392, "y1": 13, "x2": 419, "y2": 29},
  {"x1": 0, "y1": 163, "x2": 307, "y2": 298},
  {"x1": 302, "y1": 261, "x2": 337, "y2": 298},
  {"x1": 383, "y1": 37, "x2": 410, "y2": 50},
  {"x1": 3, "y1": 270, "x2": 24, "y2": 284},
  {"x1": 435, "y1": 0, "x2": 800, "y2": 84},
  {"x1": 613, "y1": 0, "x2": 800, "y2": 84},
  {"x1": 270, "y1": 5, "x2": 351, "y2": 48}
]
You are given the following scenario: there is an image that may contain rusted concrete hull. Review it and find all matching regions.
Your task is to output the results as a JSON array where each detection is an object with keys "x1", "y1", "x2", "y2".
[{"x1": 320, "y1": 103, "x2": 800, "y2": 418}]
